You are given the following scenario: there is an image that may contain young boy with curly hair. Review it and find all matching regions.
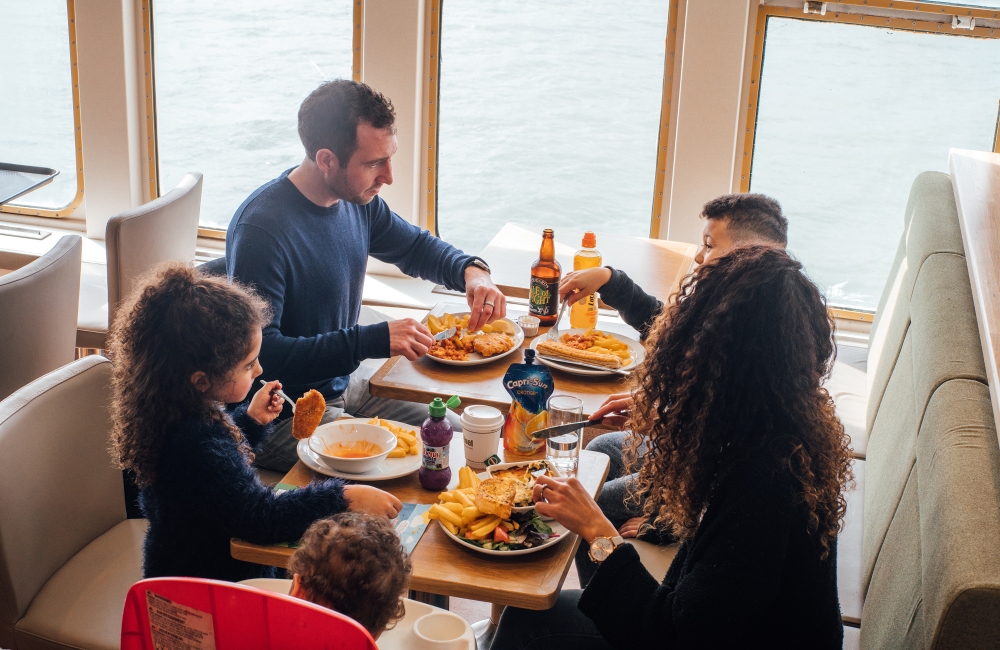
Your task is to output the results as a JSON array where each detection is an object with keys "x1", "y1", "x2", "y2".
[{"x1": 289, "y1": 512, "x2": 413, "y2": 639}]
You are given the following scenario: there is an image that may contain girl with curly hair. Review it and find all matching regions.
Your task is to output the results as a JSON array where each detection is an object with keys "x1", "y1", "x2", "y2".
[
  {"x1": 109, "y1": 263, "x2": 401, "y2": 582},
  {"x1": 491, "y1": 247, "x2": 853, "y2": 650}
]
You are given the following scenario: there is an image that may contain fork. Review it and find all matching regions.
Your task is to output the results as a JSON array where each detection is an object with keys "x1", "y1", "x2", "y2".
[
  {"x1": 547, "y1": 297, "x2": 570, "y2": 341},
  {"x1": 260, "y1": 379, "x2": 295, "y2": 413}
]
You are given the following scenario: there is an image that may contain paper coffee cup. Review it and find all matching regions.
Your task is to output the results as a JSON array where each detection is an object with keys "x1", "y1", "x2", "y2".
[{"x1": 460, "y1": 405, "x2": 504, "y2": 470}]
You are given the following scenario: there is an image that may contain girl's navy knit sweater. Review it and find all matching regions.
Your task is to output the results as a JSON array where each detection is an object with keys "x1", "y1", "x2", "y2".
[{"x1": 139, "y1": 404, "x2": 347, "y2": 581}]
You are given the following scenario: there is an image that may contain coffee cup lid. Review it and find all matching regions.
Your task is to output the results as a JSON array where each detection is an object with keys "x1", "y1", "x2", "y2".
[{"x1": 461, "y1": 404, "x2": 504, "y2": 428}]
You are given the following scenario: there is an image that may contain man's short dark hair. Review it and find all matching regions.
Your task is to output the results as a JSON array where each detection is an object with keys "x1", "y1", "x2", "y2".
[
  {"x1": 702, "y1": 193, "x2": 787, "y2": 246},
  {"x1": 288, "y1": 512, "x2": 411, "y2": 635},
  {"x1": 298, "y1": 80, "x2": 396, "y2": 166}
]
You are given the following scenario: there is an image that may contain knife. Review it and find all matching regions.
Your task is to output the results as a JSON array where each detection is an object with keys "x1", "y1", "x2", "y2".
[
  {"x1": 433, "y1": 327, "x2": 457, "y2": 341},
  {"x1": 529, "y1": 420, "x2": 590, "y2": 440},
  {"x1": 536, "y1": 354, "x2": 631, "y2": 376}
]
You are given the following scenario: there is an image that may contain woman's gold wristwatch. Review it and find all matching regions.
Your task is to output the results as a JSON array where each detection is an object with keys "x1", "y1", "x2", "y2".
[{"x1": 588, "y1": 535, "x2": 625, "y2": 564}]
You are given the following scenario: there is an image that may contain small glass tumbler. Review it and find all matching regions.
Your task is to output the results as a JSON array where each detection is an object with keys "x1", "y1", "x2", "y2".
[{"x1": 546, "y1": 394, "x2": 583, "y2": 475}]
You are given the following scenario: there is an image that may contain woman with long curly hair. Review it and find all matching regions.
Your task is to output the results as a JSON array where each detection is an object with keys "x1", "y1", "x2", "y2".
[
  {"x1": 109, "y1": 263, "x2": 401, "y2": 581},
  {"x1": 491, "y1": 247, "x2": 853, "y2": 650}
]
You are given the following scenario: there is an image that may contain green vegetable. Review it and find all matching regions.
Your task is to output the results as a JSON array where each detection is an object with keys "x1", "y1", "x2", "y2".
[{"x1": 530, "y1": 515, "x2": 553, "y2": 535}]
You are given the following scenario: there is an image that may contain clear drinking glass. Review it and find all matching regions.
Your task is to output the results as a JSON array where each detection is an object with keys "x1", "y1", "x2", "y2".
[{"x1": 546, "y1": 395, "x2": 583, "y2": 475}]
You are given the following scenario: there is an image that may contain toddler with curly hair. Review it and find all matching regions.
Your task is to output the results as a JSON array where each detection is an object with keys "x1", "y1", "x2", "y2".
[{"x1": 289, "y1": 512, "x2": 412, "y2": 639}]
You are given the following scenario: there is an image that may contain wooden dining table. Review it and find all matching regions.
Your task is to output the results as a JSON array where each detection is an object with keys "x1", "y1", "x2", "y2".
[
  {"x1": 231, "y1": 437, "x2": 610, "y2": 613},
  {"x1": 369, "y1": 302, "x2": 641, "y2": 418}
]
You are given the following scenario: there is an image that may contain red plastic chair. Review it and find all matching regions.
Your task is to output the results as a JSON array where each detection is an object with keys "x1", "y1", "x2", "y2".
[{"x1": 121, "y1": 577, "x2": 377, "y2": 650}]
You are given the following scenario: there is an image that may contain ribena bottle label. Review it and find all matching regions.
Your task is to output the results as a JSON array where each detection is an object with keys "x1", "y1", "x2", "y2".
[
  {"x1": 529, "y1": 277, "x2": 559, "y2": 316},
  {"x1": 422, "y1": 444, "x2": 449, "y2": 471}
]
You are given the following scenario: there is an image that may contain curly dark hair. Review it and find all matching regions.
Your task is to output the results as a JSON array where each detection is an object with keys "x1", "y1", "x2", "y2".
[
  {"x1": 288, "y1": 512, "x2": 412, "y2": 635},
  {"x1": 625, "y1": 247, "x2": 852, "y2": 559},
  {"x1": 298, "y1": 79, "x2": 396, "y2": 165},
  {"x1": 107, "y1": 263, "x2": 270, "y2": 487},
  {"x1": 702, "y1": 193, "x2": 787, "y2": 246}
]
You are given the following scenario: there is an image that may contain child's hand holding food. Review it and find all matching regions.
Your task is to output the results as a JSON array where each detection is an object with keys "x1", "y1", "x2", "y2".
[
  {"x1": 559, "y1": 267, "x2": 612, "y2": 306},
  {"x1": 344, "y1": 485, "x2": 403, "y2": 518},
  {"x1": 249, "y1": 380, "x2": 285, "y2": 425}
]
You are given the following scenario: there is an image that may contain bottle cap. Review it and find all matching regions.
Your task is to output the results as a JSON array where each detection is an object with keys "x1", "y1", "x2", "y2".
[
  {"x1": 524, "y1": 349, "x2": 536, "y2": 363},
  {"x1": 582, "y1": 231, "x2": 596, "y2": 248},
  {"x1": 429, "y1": 395, "x2": 461, "y2": 416}
]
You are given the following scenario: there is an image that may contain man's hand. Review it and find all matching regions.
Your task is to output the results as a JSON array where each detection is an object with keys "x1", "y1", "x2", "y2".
[
  {"x1": 248, "y1": 380, "x2": 285, "y2": 425},
  {"x1": 465, "y1": 265, "x2": 506, "y2": 331},
  {"x1": 343, "y1": 485, "x2": 403, "y2": 517},
  {"x1": 588, "y1": 391, "x2": 633, "y2": 430},
  {"x1": 388, "y1": 318, "x2": 435, "y2": 360},
  {"x1": 559, "y1": 267, "x2": 612, "y2": 307}
]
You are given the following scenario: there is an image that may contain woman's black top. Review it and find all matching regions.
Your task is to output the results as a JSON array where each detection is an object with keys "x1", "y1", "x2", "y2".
[
  {"x1": 139, "y1": 404, "x2": 347, "y2": 581},
  {"x1": 578, "y1": 455, "x2": 844, "y2": 649}
]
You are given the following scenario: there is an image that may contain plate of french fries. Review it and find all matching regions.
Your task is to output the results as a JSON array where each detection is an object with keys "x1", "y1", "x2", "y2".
[
  {"x1": 424, "y1": 466, "x2": 570, "y2": 556},
  {"x1": 295, "y1": 417, "x2": 422, "y2": 481},
  {"x1": 424, "y1": 311, "x2": 524, "y2": 366},
  {"x1": 529, "y1": 328, "x2": 644, "y2": 377}
]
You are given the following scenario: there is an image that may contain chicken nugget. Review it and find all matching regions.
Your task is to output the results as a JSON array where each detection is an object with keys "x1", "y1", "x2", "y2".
[
  {"x1": 473, "y1": 332, "x2": 514, "y2": 357},
  {"x1": 292, "y1": 389, "x2": 326, "y2": 440}
]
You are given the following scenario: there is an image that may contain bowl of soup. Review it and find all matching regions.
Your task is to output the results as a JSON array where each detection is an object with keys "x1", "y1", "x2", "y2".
[{"x1": 308, "y1": 422, "x2": 397, "y2": 473}]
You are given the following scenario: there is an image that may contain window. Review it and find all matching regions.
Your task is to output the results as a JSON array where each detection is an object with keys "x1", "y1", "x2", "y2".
[
  {"x1": 437, "y1": 1, "x2": 669, "y2": 256},
  {"x1": 749, "y1": 13, "x2": 1000, "y2": 310},
  {"x1": 0, "y1": 0, "x2": 81, "y2": 213},
  {"x1": 153, "y1": 0, "x2": 353, "y2": 230}
]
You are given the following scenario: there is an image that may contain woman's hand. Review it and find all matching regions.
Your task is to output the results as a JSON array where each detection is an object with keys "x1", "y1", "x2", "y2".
[
  {"x1": 559, "y1": 267, "x2": 612, "y2": 307},
  {"x1": 248, "y1": 380, "x2": 285, "y2": 425},
  {"x1": 588, "y1": 391, "x2": 633, "y2": 430},
  {"x1": 618, "y1": 516, "x2": 648, "y2": 539},
  {"x1": 344, "y1": 485, "x2": 403, "y2": 518},
  {"x1": 532, "y1": 475, "x2": 618, "y2": 544}
]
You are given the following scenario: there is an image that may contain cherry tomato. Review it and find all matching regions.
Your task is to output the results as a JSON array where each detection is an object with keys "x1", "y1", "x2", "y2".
[{"x1": 494, "y1": 525, "x2": 510, "y2": 543}]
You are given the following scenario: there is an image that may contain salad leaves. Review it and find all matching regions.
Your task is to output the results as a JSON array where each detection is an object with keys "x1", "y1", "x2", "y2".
[{"x1": 458, "y1": 510, "x2": 559, "y2": 551}]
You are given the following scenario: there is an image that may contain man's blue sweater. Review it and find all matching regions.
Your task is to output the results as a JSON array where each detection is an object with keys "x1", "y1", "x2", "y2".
[
  {"x1": 139, "y1": 404, "x2": 347, "y2": 581},
  {"x1": 227, "y1": 169, "x2": 475, "y2": 400}
]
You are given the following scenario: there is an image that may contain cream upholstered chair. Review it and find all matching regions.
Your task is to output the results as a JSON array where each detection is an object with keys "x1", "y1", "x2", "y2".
[
  {"x1": 0, "y1": 356, "x2": 146, "y2": 650},
  {"x1": 0, "y1": 235, "x2": 81, "y2": 402},
  {"x1": 76, "y1": 172, "x2": 202, "y2": 348}
]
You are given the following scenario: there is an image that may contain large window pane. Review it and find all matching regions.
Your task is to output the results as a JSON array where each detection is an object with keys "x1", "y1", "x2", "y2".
[
  {"x1": 154, "y1": 1, "x2": 352, "y2": 229},
  {"x1": 751, "y1": 18, "x2": 1000, "y2": 310},
  {"x1": 438, "y1": 1, "x2": 668, "y2": 255},
  {"x1": 0, "y1": 0, "x2": 78, "y2": 209}
]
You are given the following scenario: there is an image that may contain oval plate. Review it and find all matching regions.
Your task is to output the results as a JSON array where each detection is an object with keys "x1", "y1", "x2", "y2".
[
  {"x1": 437, "y1": 517, "x2": 570, "y2": 557},
  {"x1": 529, "y1": 329, "x2": 645, "y2": 377},
  {"x1": 425, "y1": 315, "x2": 524, "y2": 366},
  {"x1": 296, "y1": 418, "x2": 422, "y2": 481}
]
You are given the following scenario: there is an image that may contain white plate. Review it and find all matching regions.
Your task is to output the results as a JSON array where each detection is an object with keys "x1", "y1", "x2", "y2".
[
  {"x1": 425, "y1": 314, "x2": 524, "y2": 366},
  {"x1": 529, "y1": 328, "x2": 645, "y2": 377},
  {"x1": 437, "y1": 516, "x2": 570, "y2": 557},
  {"x1": 296, "y1": 418, "x2": 422, "y2": 481}
]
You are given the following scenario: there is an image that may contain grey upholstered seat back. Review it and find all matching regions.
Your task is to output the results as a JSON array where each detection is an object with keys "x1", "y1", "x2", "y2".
[
  {"x1": 105, "y1": 172, "x2": 202, "y2": 327},
  {"x1": 861, "y1": 172, "x2": 1000, "y2": 649},
  {"x1": 0, "y1": 235, "x2": 81, "y2": 402},
  {"x1": 0, "y1": 357, "x2": 124, "y2": 648}
]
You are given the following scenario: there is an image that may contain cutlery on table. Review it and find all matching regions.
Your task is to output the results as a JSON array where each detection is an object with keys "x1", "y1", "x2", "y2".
[
  {"x1": 547, "y1": 298, "x2": 570, "y2": 341},
  {"x1": 536, "y1": 354, "x2": 631, "y2": 376}
]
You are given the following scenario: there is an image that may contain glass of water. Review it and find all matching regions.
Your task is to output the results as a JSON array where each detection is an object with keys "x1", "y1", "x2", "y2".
[{"x1": 546, "y1": 395, "x2": 584, "y2": 475}]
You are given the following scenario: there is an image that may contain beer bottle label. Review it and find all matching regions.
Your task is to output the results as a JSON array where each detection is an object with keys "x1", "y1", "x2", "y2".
[{"x1": 529, "y1": 277, "x2": 560, "y2": 316}]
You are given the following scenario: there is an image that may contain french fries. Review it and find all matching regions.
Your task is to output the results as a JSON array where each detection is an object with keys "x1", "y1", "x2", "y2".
[
  {"x1": 425, "y1": 466, "x2": 520, "y2": 542},
  {"x1": 367, "y1": 417, "x2": 419, "y2": 457}
]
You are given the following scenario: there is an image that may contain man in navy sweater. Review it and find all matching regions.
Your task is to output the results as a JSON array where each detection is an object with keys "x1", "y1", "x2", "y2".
[{"x1": 227, "y1": 80, "x2": 506, "y2": 472}]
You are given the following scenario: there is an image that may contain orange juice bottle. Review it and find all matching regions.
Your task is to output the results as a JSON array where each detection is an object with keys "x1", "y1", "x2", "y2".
[{"x1": 570, "y1": 232, "x2": 601, "y2": 329}]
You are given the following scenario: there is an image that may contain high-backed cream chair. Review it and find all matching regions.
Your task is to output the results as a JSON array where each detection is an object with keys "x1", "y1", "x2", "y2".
[
  {"x1": 0, "y1": 356, "x2": 146, "y2": 650},
  {"x1": 76, "y1": 173, "x2": 202, "y2": 348},
  {"x1": 0, "y1": 235, "x2": 81, "y2": 402}
]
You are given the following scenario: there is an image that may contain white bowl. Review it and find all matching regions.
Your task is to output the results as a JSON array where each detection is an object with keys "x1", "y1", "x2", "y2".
[{"x1": 308, "y1": 422, "x2": 397, "y2": 474}]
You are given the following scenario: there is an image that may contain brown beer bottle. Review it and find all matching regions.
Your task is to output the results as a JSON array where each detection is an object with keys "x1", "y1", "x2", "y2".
[{"x1": 529, "y1": 229, "x2": 562, "y2": 326}]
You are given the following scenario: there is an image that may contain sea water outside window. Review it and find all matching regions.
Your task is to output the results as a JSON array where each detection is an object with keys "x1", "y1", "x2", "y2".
[
  {"x1": 750, "y1": 13, "x2": 1000, "y2": 311},
  {"x1": 153, "y1": 0, "x2": 353, "y2": 230},
  {"x1": 437, "y1": 0, "x2": 669, "y2": 257},
  {"x1": 0, "y1": 0, "x2": 78, "y2": 210}
]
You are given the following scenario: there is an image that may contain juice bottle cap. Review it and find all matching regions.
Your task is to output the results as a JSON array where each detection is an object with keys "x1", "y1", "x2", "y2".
[
  {"x1": 429, "y1": 395, "x2": 461, "y2": 416},
  {"x1": 581, "y1": 231, "x2": 596, "y2": 248},
  {"x1": 524, "y1": 349, "x2": 536, "y2": 363}
]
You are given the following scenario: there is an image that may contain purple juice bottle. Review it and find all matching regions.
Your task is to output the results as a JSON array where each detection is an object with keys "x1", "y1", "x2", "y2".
[{"x1": 419, "y1": 395, "x2": 461, "y2": 491}]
